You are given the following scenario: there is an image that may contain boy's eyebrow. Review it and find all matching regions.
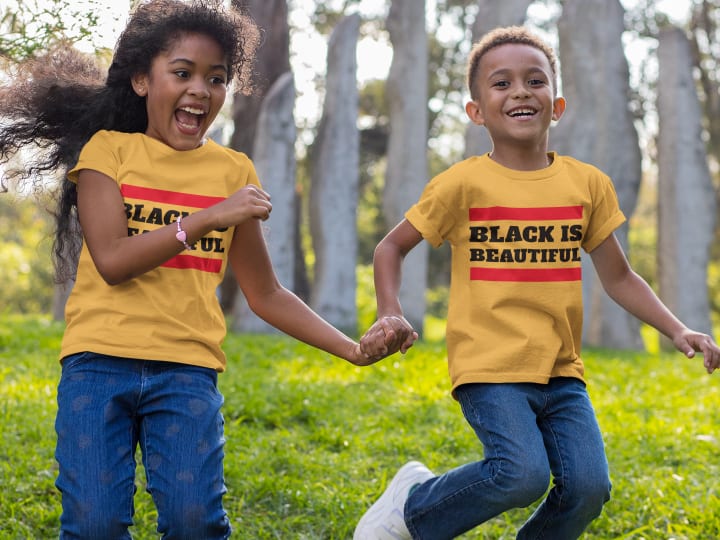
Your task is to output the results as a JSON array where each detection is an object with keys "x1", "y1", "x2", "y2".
[{"x1": 487, "y1": 66, "x2": 549, "y2": 79}]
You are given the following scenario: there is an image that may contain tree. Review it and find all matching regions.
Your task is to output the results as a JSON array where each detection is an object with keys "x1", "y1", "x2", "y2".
[
  {"x1": 383, "y1": 0, "x2": 430, "y2": 333},
  {"x1": 553, "y1": 0, "x2": 644, "y2": 349},
  {"x1": 224, "y1": 0, "x2": 293, "y2": 323},
  {"x1": 232, "y1": 72, "x2": 298, "y2": 333},
  {"x1": 657, "y1": 25, "x2": 715, "y2": 341},
  {"x1": 309, "y1": 14, "x2": 361, "y2": 334}
]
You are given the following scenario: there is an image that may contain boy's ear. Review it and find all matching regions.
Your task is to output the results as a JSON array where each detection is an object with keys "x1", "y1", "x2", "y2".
[
  {"x1": 552, "y1": 96, "x2": 566, "y2": 121},
  {"x1": 131, "y1": 73, "x2": 149, "y2": 97},
  {"x1": 465, "y1": 100, "x2": 485, "y2": 126}
]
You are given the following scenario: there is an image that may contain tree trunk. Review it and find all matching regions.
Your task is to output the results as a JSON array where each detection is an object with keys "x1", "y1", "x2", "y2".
[
  {"x1": 657, "y1": 26, "x2": 715, "y2": 344},
  {"x1": 309, "y1": 14, "x2": 361, "y2": 335},
  {"x1": 464, "y1": 0, "x2": 534, "y2": 158},
  {"x1": 232, "y1": 72, "x2": 297, "y2": 333},
  {"x1": 553, "y1": 0, "x2": 644, "y2": 350},
  {"x1": 224, "y1": 0, "x2": 292, "y2": 315},
  {"x1": 384, "y1": 0, "x2": 429, "y2": 334}
]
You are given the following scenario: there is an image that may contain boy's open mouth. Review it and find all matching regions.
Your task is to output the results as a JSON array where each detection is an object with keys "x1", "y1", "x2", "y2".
[{"x1": 507, "y1": 107, "x2": 537, "y2": 118}]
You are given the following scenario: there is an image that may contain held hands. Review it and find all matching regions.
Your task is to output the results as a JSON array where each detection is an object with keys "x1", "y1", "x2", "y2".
[
  {"x1": 672, "y1": 328, "x2": 720, "y2": 374},
  {"x1": 352, "y1": 316, "x2": 419, "y2": 366}
]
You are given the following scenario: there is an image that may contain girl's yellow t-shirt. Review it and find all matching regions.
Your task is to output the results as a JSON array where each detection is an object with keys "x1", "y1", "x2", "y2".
[{"x1": 61, "y1": 130, "x2": 260, "y2": 371}]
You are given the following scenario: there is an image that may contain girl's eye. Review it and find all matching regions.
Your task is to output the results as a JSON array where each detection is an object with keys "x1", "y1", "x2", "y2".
[
  {"x1": 175, "y1": 70, "x2": 190, "y2": 79},
  {"x1": 210, "y1": 76, "x2": 227, "y2": 85}
]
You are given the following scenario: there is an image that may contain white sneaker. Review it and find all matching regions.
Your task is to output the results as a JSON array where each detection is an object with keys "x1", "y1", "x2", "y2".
[{"x1": 353, "y1": 461, "x2": 435, "y2": 540}]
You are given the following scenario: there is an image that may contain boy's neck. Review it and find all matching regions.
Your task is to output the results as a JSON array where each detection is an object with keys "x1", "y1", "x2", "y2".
[{"x1": 488, "y1": 146, "x2": 553, "y2": 171}]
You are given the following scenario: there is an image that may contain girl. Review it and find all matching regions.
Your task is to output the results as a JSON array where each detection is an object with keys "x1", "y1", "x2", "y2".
[{"x1": 0, "y1": 0, "x2": 408, "y2": 537}]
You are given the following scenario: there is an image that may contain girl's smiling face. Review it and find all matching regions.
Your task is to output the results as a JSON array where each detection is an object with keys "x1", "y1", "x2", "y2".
[{"x1": 131, "y1": 32, "x2": 228, "y2": 151}]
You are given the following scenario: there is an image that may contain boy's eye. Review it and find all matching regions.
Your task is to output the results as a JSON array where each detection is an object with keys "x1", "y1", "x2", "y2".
[
  {"x1": 529, "y1": 78, "x2": 546, "y2": 86},
  {"x1": 492, "y1": 80, "x2": 509, "y2": 88}
]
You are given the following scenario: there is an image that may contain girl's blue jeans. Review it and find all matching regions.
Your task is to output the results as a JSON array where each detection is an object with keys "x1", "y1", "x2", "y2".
[
  {"x1": 405, "y1": 377, "x2": 611, "y2": 540},
  {"x1": 55, "y1": 352, "x2": 230, "y2": 539}
]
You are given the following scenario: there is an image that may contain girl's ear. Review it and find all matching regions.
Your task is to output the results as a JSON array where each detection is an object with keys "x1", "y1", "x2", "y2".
[
  {"x1": 465, "y1": 99, "x2": 485, "y2": 126},
  {"x1": 131, "y1": 73, "x2": 149, "y2": 97},
  {"x1": 552, "y1": 96, "x2": 566, "y2": 122}
]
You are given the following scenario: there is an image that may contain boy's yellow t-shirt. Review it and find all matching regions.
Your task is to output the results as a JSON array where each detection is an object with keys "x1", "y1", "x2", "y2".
[
  {"x1": 405, "y1": 153, "x2": 626, "y2": 391},
  {"x1": 61, "y1": 130, "x2": 260, "y2": 371}
]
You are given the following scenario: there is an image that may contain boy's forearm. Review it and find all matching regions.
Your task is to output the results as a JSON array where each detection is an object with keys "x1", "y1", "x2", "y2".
[
  {"x1": 373, "y1": 241, "x2": 405, "y2": 317},
  {"x1": 606, "y1": 270, "x2": 687, "y2": 339}
]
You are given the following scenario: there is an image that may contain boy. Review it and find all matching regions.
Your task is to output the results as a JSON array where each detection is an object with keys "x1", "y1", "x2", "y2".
[{"x1": 354, "y1": 26, "x2": 720, "y2": 540}]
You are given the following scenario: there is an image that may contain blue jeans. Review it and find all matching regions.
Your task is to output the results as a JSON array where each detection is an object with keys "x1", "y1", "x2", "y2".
[
  {"x1": 55, "y1": 352, "x2": 230, "y2": 539},
  {"x1": 405, "y1": 378, "x2": 611, "y2": 540}
]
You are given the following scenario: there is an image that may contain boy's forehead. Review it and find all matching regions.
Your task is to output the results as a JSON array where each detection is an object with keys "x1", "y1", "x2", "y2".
[{"x1": 480, "y1": 42, "x2": 553, "y2": 74}]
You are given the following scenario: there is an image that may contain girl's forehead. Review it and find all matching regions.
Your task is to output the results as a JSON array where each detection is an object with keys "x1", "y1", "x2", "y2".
[{"x1": 157, "y1": 32, "x2": 229, "y2": 67}]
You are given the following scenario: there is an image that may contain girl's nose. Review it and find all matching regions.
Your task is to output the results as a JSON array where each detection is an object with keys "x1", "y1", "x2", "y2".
[{"x1": 188, "y1": 80, "x2": 210, "y2": 98}]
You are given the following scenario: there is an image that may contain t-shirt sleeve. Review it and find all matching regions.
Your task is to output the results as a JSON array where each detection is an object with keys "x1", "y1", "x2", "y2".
[
  {"x1": 66, "y1": 130, "x2": 120, "y2": 185},
  {"x1": 405, "y1": 174, "x2": 457, "y2": 248},
  {"x1": 582, "y1": 172, "x2": 626, "y2": 253}
]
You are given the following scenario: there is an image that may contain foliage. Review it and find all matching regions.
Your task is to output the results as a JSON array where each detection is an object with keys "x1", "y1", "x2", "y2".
[
  {"x1": 0, "y1": 0, "x2": 101, "y2": 62},
  {"x1": 2, "y1": 315, "x2": 720, "y2": 539},
  {"x1": 0, "y1": 194, "x2": 54, "y2": 314}
]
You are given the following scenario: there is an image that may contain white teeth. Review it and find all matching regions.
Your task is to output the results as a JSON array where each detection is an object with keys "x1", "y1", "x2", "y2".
[
  {"x1": 180, "y1": 106, "x2": 204, "y2": 115},
  {"x1": 509, "y1": 108, "x2": 535, "y2": 116}
]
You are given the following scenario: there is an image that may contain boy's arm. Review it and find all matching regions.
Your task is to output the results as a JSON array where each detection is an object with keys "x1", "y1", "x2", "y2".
[
  {"x1": 360, "y1": 219, "x2": 424, "y2": 355},
  {"x1": 589, "y1": 233, "x2": 720, "y2": 373}
]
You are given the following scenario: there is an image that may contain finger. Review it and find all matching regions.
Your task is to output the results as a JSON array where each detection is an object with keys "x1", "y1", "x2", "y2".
[{"x1": 400, "y1": 331, "x2": 419, "y2": 354}]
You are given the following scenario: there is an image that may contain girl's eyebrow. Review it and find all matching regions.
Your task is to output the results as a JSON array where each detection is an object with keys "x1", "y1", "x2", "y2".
[{"x1": 169, "y1": 57, "x2": 228, "y2": 72}]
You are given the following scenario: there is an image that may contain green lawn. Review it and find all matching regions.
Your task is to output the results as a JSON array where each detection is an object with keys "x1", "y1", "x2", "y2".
[{"x1": 1, "y1": 314, "x2": 719, "y2": 539}]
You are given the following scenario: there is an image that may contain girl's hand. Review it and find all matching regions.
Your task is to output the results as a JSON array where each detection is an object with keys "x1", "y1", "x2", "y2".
[
  {"x1": 210, "y1": 185, "x2": 272, "y2": 228},
  {"x1": 673, "y1": 329, "x2": 720, "y2": 374},
  {"x1": 345, "y1": 342, "x2": 382, "y2": 367}
]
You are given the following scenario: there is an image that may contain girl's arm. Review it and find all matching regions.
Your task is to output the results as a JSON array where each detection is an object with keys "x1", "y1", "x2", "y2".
[
  {"x1": 77, "y1": 169, "x2": 272, "y2": 284},
  {"x1": 589, "y1": 233, "x2": 720, "y2": 372},
  {"x1": 228, "y1": 217, "x2": 374, "y2": 366}
]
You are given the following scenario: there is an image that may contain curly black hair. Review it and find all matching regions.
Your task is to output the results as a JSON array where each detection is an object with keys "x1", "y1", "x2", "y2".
[{"x1": 0, "y1": 0, "x2": 260, "y2": 282}]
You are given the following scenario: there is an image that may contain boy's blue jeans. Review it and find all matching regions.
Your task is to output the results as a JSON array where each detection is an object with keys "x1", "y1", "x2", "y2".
[
  {"x1": 55, "y1": 352, "x2": 230, "y2": 539},
  {"x1": 405, "y1": 377, "x2": 611, "y2": 540}
]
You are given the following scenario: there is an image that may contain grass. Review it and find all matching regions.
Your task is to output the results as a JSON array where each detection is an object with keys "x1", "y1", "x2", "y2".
[{"x1": 1, "y1": 314, "x2": 720, "y2": 539}]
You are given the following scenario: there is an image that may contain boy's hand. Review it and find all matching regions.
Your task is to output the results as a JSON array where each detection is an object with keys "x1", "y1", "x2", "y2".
[
  {"x1": 359, "y1": 316, "x2": 418, "y2": 361},
  {"x1": 673, "y1": 329, "x2": 720, "y2": 374}
]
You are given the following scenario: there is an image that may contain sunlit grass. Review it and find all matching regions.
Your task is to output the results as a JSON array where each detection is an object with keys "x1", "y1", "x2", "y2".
[{"x1": 1, "y1": 314, "x2": 720, "y2": 539}]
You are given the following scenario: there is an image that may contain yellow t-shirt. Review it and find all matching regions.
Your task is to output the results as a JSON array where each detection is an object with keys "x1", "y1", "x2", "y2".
[
  {"x1": 61, "y1": 130, "x2": 260, "y2": 371},
  {"x1": 406, "y1": 153, "x2": 626, "y2": 391}
]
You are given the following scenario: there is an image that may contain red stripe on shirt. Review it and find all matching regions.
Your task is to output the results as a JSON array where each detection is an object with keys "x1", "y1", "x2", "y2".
[
  {"x1": 162, "y1": 254, "x2": 223, "y2": 273},
  {"x1": 469, "y1": 206, "x2": 583, "y2": 221},
  {"x1": 470, "y1": 267, "x2": 582, "y2": 282},
  {"x1": 121, "y1": 184, "x2": 225, "y2": 209}
]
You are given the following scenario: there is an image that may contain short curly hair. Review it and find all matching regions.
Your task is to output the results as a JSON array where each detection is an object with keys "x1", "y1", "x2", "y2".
[{"x1": 466, "y1": 26, "x2": 558, "y2": 100}]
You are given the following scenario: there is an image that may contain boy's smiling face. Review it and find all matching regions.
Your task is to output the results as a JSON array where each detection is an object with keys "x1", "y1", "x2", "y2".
[
  {"x1": 131, "y1": 32, "x2": 229, "y2": 151},
  {"x1": 466, "y1": 42, "x2": 565, "y2": 153}
]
